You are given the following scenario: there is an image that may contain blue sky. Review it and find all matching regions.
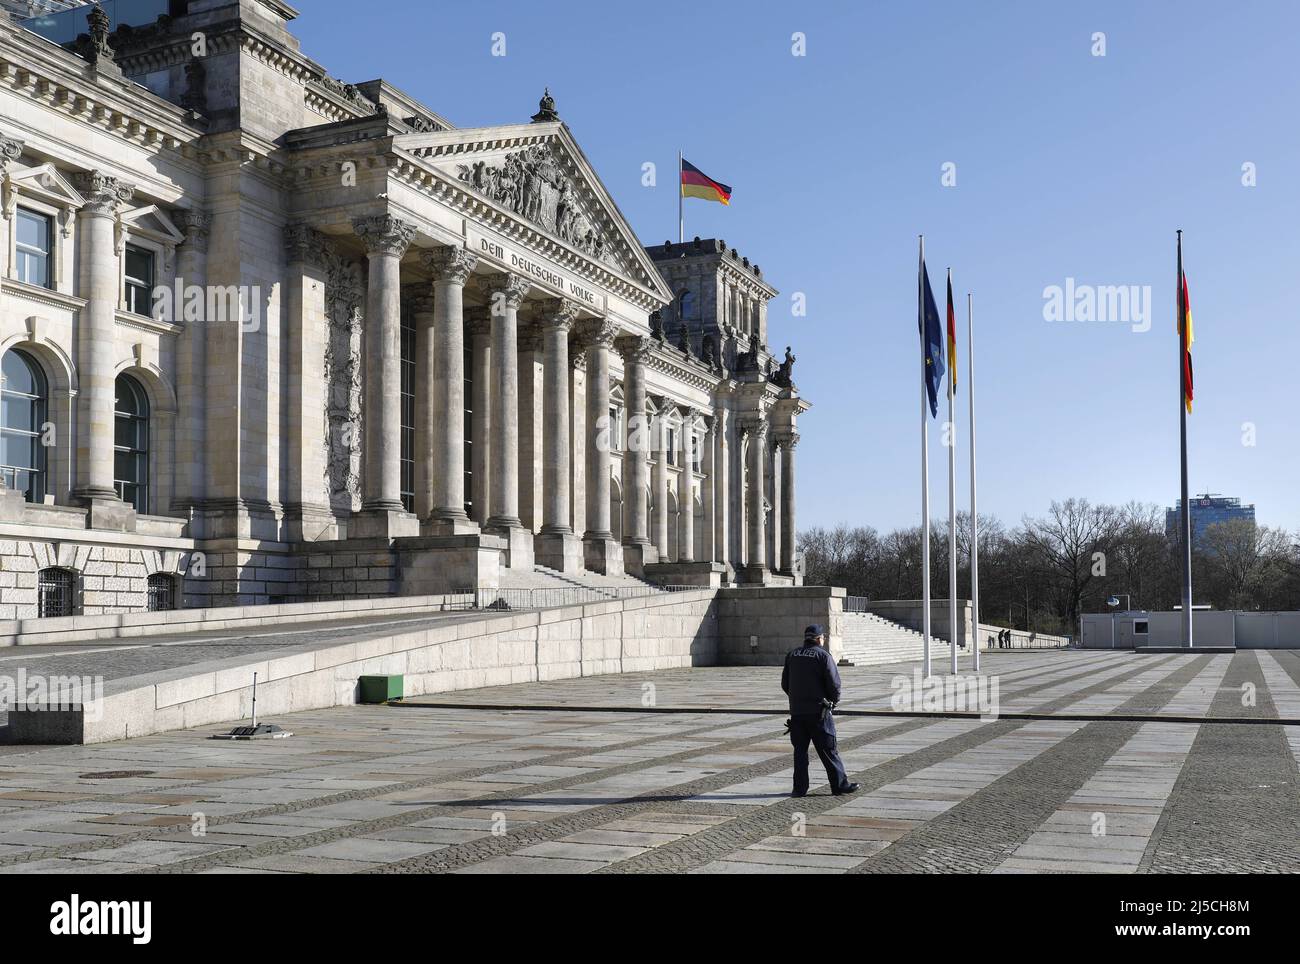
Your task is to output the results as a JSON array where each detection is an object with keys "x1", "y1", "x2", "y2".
[{"x1": 296, "y1": 0, "x2": 1300, "y2": 533}]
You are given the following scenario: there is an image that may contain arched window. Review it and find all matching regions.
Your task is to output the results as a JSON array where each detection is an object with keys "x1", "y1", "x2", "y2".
[
  {"x1": 678, "y1": 289, "x2": 694, "y2": 324},
  {"x1": 37, "y1": 567, "x2": 75, "y2": 618},
  {"x1": 114, "y1": 374, "x2": 149, "y2": 512},
  {"x1": 147, "y1": 573, "x2": 177, "y2": 612},
  {"x1": 1, "y1": 348, "x2": 48, "y2": 503}
]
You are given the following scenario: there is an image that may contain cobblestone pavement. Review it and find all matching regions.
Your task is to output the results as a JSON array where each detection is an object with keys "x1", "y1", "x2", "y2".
[{"x1": 0, "y1": 650, "x2": 1294, "y2": 874}]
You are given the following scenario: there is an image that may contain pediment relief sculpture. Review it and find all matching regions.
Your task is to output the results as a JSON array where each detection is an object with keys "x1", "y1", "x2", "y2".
[{"x1": 454, "y1": 144, "x2": 628, "y2": 274}]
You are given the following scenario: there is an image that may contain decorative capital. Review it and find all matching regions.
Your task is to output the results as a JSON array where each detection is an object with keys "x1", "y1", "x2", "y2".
[
  {"x1": 570, "y1": 347, "x2": 588, "y2": 372},
  {"x1": 352, "y1": 214, "x2": 417, "y2": 257},
  {"x1": 483, "y1": 272, "x2": 530, "y2": 312},
  {"x1": 616, "y1": 333, "x2": 653, "y2": 364},
  {"x1": 539, "y1": 298, "x2": 581, "y2": 332},
  {"x1": 410, "y1": 294, "x2": 437, "y2": 315},
  {"x1": 75, "y1": 170, "x2": 134, "y2": 217},
  {"x1": 580, "y1": 317, "x2": 619, "y2": 350},
  {"x1": 423, "y1": 245, "x2": 478, "y2": 286},
  {"x1": 284, "y1": 222, "x2": 329, "y2": 267},
  {"x1": 174, "y1": 208, "x2": 212, "y2": 252}
]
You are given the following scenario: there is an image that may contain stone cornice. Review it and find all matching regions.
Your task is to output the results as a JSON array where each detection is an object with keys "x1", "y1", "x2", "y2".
[
  {"x1": 2, "y1": 278, "x2": 86, "y2": 313},
  {"x1": 0, "y1": 21, "x2": 203, "y2": 154},
  {"x1": 645, "y1": 344, "x2": 721, "y2": 393}
]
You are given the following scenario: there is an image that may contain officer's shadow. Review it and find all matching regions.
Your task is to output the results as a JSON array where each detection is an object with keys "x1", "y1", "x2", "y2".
[{"x1": 418, "y1": 791, "x2": 793, "y2": 807}]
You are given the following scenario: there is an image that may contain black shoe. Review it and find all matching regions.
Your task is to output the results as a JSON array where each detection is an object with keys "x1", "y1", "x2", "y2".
[
  {"x1": 832, "y1": 783, "x2": 860, "y2": 796},
  {"x1": 791, "y1": 790, "x2": 807, "y2": 798}
]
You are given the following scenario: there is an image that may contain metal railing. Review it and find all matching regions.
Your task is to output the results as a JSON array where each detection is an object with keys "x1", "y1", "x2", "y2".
[
  {"x1": 844, "y1": 595, "x2": 872, "y2": 613},
  {"x1": 977, "y1": 625, "x2": 1071, "y2": 650},
  {"x1": 444, "y1": 584, "x2": 701, "y2": 613}
]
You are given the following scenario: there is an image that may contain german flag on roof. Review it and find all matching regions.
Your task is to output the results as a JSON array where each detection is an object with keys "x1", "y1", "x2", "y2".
[{"x1": 681, "y1": 158, "x2": 732, "y2": 205}]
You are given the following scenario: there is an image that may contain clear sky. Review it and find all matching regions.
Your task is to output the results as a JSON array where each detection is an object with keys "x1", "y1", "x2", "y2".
[{"x1": 295, "y1": 0, "x2": 1300, "y2": 533}]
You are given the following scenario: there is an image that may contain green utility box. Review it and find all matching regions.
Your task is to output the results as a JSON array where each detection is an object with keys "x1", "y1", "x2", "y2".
[{"x1": 358, "y1": 674, "x2": 404, "y2": 704}]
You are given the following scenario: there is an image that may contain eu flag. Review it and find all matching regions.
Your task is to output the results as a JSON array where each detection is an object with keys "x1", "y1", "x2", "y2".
[{"x1": 919, "y1": 260, "x2": 946, "y2": 417}]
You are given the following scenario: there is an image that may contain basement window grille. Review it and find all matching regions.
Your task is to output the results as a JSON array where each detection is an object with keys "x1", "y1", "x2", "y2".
[{"x1": 37, "y1": 567, "x2": 75, "y2": 618}]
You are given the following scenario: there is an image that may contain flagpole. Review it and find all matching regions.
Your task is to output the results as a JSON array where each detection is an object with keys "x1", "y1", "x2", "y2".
[
  {"x1": 947, "y1": 269, "x2": 958, "y2": 675},
  {"x1": 967, "y1": 291, "x2": 980, "y2": 674},
  {"x1": 678, "y1": 151, "x2": 684, "y2": 244},
  {"x1": 1178, "y1": 230, "x2": 1194, "y2": 648},
  {"x1": 919, "y1": 236, "x2": 931, "y2": 678}
]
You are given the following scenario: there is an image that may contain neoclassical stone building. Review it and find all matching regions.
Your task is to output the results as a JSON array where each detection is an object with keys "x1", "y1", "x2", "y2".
[{"x1": 0, "y1": 0, "x2": 808, "y2": 618}]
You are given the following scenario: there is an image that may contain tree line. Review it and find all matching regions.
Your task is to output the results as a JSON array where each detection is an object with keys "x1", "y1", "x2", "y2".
[{"x1": 799, "y1": 498, "x2": 1300, "y2": 637}]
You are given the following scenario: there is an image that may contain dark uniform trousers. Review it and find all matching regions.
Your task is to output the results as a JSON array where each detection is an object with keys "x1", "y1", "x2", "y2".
[{"x1": 788, "y1": 712, "x2": 851, "y2": 796}]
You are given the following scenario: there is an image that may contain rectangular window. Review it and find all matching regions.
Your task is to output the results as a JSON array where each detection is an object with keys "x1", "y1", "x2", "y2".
[
  {"x1": 667, "y1": 428, "x2": 677, "y2": 466},
  {"x1": 15, "y1": 209, "x2": 52, "y2": 289},
  {"x1": 609, "y1": 407, "x2": 621, "y2": 452},
  {"x1": 1133, "y1": 620, "x2": 1149, "y2": 635},
  {"x1": 124, "y1": 244, "x2": 155, "y2": 316}
]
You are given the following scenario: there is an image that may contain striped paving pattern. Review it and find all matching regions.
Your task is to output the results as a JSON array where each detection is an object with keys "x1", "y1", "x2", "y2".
[{"x1": 0, "y1": 650, "x2": 1296, "y2": 874}]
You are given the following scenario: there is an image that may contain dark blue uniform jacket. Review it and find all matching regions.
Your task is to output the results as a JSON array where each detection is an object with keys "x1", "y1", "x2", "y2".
[{"x1": 781, "y1": 643, "x2": 842, "y2": 715}]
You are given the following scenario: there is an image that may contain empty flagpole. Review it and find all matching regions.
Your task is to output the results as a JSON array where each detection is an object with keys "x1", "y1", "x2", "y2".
[
  {"x1": 967, "y1": 292, "x2": 980, "y2": 674},
  {"x1": 678, "y1": 151, "x2": 684, "y2": 244},
  {"x1": 947, "y1": 269, "x2": 958, "y2": 675},
  {"x1": 919, "y1": 236, "x2": 932, "y2": 678},
  {"x1": 1178, "y1": 230, "x2": 1194, "y2": 648}
]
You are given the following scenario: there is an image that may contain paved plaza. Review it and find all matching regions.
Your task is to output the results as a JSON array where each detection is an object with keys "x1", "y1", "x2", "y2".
[{"x1": 0, "y1": 649, "x2": 1297, "y2": 874}]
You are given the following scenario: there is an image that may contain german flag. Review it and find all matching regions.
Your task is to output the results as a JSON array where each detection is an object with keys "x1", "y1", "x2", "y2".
[
  {"x1": 681, "y1": 159, "x2": 732, "y2": 206},
  {"x1": 1180, "y1": 269, "x2": 1194, "y2": 413}
]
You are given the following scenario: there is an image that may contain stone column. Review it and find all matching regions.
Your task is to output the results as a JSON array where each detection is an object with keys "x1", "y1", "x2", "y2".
[
  {"x1": 283, "y1": 222, "x2": 333, "y2": 539},
  {"x1": 780, "y1": 432, "x2": 799, "y2": 575},
  {"x1": 484, "y1": 272, "x2": 532, "y2": 567},
  {"x1": 517, "y1": 325, "x2": 542, "y2": 533},
  {"x1": 74, "y1": 172, "x2": 135, "y2": 530},
  {"x1": 714, "y1": 406, "x2": 729, "y2": 568},
  {"x1": 423, "y1": 246, "x2": 478, "y2": 533},
  {"x1": 745, "y1": 418, "x2": 768, "y2": 573},
  {"x1": 569, "y1": 342, "x2": 587, "y2": 539},
  {"x1": 582, "y1": 320, "x2": 622, "y2": 574},
  {"x1": 616, "y1": 335, "x2": 654, "y2": 573},
  {"x1": 352, "y1": 214, "x2": 417, "y2": 536},
  {"x1": 410, "y1": 293, "x2": 436, "y2": 521},
  {"x1": 679, "y1": 407, "x2": 696, "y2": 562},
  {"x1": 536, "y1": 299, "x2": 582, "y2": 571},
  {"x1": 468, "y1": 310, "x2": 492, "y2": 524},
  {"x1": 651, "y1": 398, "x2": 670, "y2": 559},
  {"x1": 173, "y1": 209, "x2": 210, "y2": 512},
  {"x1": 701, "y1": 414, "x2": 716, "y2": 565}
]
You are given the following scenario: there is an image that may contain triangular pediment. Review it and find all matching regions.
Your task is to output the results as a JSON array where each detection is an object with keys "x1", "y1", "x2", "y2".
[
  {"x1": 395, "y1": 123, "x2": 671, "y2": 305},
  {"x1": 120, "y1": 204, "x2": 185, "y2": 244},
  {"x1": 7, "y1": 163, "x2": 85, "y2": 209}
]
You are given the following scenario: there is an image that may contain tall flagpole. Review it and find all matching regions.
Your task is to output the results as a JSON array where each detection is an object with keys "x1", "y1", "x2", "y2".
[
  {"x1": 967, "y1": 291, "x2": 980, "y2": 674},
  {"x1": 678, "y1": 151, "x2": 684, "y2": 244},
  {"x1": 919, "y1": 236, "x2": 932, "y2": 678},
  {"x1": 947, "y1": 269, "x2": 958, "y2": 675},
  {"x1": 1178, "y1": 230, "x2": 1194, "y2": 648}
]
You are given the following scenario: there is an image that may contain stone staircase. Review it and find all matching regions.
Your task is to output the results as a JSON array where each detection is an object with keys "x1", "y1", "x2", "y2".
[{"x1": 839, "y1": 610, "x2": 959, "y2": 666}]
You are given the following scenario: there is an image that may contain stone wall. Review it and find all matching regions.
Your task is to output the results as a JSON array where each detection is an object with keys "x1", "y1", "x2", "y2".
[
  {"x1": 0, "y1": 538, "x2": 188, "y2": 618},
  {"x1": 715, "y1": 585, "x2": 846, "y2": 664}
]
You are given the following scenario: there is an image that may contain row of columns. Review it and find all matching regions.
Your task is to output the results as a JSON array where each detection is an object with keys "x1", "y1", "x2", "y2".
[{"x1": 346, "y1": 215, "x2": 797, "y2": 575}]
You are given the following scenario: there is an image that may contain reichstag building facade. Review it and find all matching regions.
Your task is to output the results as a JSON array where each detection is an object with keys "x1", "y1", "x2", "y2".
[{"x1": 0, "y1": 0, "x2": 808, "y2": 618}]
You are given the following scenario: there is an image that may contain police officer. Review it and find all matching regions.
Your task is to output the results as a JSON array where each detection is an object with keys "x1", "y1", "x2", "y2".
[{"x1": 780, "y1": 624, "x2": 860, "y2": 798}]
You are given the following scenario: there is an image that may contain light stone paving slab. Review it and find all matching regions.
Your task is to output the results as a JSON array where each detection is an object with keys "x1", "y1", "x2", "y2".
[{"x1": 0, "y1": 654, "x2": 1296, "y2": 875}]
